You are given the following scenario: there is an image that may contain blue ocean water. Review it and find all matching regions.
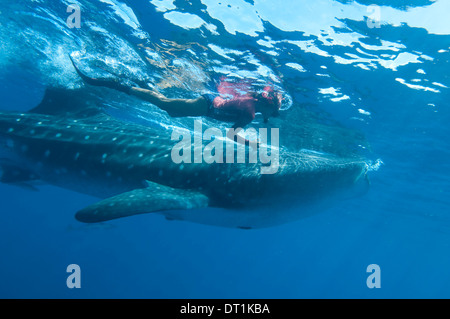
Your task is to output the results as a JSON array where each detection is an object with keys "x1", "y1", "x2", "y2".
[{"x1": 0, "y1": 0, "x2": 449, "y2": 298}]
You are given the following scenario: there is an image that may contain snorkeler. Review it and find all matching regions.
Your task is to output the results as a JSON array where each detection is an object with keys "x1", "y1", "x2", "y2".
[{"x1": 70, "y1": 57, "x2": 282, "y2": 143}]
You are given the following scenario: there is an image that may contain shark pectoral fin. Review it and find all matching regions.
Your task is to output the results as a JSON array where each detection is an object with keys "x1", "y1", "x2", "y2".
[{"x1": 75, "y1": 183, "x2": 209, "y2": 223}]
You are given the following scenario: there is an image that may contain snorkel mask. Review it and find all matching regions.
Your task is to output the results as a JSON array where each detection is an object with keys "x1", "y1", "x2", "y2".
[{"x1": 261, "y1": 86, "x2": 282, "y2": 121}]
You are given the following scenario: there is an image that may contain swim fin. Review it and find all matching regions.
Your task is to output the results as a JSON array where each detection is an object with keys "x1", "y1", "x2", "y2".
[{"x1": 69, "y1": 55, "x2": 133, "y2": 95}]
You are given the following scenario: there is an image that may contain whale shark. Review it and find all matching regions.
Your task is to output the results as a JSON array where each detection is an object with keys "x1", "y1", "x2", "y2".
[{"x1": 0, "y1": 88, "x2": 369, "y2": 228}]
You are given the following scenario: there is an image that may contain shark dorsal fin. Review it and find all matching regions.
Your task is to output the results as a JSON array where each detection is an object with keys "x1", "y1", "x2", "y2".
[{"x1": 30, "y1": 88, "x2": 106, "y2": 119}]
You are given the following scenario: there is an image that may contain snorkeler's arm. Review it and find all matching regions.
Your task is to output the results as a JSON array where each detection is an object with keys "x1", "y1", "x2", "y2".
[{"x1": 227, "y1": 119, "x2": 258, "y2": 148}]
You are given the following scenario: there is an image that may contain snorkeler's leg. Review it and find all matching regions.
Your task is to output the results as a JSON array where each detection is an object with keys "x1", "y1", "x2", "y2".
[
  {"x1": 129, "y1": 87, "x2": 209, "y2": 117},
  {"x1": 70, "y1": 56, "x2": 208, "y2": 117}
]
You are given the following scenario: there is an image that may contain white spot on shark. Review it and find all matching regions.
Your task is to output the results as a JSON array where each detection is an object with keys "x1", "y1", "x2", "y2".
[
  {"x1": 112, "y1": 137, "x2": 118, "y2": 141},
  {"x1": 16, "y1": 118, "x2": 21, "y2": 122},
  {"x1": 138, "y1": 153, "x2": 144, "y2": 158},
  {"x1": 85, "y1": 135, "x2": 90, "y2": 140},
  {"x1": 30, "y1": 129, "x2": 35, "y2": 135},
  {"x1": 74, "y1": 152, "x2": 80, "y2": 160},
  {"x1": 55, "y1": 133, "x2": 62, "y2": 138},
  {"x1": 66, "y1": 125, "x2": 71, "y2": 129},
  {"x1": 7, "y1": 128, "x2": 14, "y2": 133}
]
